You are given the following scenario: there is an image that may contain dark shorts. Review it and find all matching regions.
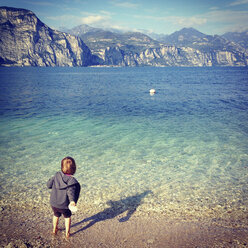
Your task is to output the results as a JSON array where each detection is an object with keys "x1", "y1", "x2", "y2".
[{"x1": 52, "y1": 206, "x2": 72, "y2": 218}]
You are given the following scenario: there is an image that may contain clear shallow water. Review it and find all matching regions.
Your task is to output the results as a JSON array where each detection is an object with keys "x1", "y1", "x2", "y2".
[{"x1": 0, "y1": 67, "x2": 248, "y2": 218}]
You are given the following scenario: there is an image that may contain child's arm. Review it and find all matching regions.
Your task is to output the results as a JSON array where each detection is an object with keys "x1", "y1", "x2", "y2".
[
  {"x1": 67, "y1": 185, "x2": 77, "y2": 204},
  {"x1": 67, "y1": 180, "x2": 81, "y2": 205}
]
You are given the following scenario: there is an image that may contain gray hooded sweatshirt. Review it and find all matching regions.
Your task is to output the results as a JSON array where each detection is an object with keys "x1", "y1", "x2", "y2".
[{"x1": 47, "y1": 171, "x2": 81, "y2": 209}]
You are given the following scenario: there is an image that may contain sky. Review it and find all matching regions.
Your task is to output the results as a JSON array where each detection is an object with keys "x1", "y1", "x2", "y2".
[{"x1": 1, "y1": 0, "x2": 248, "y2": 35}]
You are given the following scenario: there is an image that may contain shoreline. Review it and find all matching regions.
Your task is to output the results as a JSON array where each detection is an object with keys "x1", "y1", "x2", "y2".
[{"x1": 1, "y1": 200, "x2": 248, "y2": 248}]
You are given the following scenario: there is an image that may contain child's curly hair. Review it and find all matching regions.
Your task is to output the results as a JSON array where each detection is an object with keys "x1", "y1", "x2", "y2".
[{"x1": 61, "y1": 156, "x2": 76, "y2": 175}]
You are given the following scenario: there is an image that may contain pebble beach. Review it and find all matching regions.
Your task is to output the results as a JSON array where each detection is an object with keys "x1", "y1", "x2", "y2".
[{"x1": 1, "y1": 191, "x2": 248, "y2": 248}]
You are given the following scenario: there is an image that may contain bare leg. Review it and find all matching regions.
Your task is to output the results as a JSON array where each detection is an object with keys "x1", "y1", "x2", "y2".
[
  {"x1": 65, "y1": 217, "x2": 71, "y2": 238},
  {"x1": 53, "y1": 216, "x2": 59, "y2": 235}
]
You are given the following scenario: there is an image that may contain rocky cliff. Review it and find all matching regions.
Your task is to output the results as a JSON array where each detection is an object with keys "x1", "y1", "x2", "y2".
[
  {"x1": 1, "y1": 7, "x2": 247, "y2": 67},
  {"x1": 69, "y1": 26, "x2": 248, "y2": 67},
  {"x1": 0, "y1": 7, "x2": 94, "y2": 66},
  {"x1": 87, "y1": 43, "x2": 247, "y2": 67}
]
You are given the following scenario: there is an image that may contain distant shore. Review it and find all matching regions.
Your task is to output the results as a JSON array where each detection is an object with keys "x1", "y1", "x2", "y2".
[{"x1": 1, "y1": 198, "x2": 248, "y2": 248}]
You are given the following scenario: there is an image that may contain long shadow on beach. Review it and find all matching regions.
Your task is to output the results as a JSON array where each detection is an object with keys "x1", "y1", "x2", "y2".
[{"x1": 71, "y1": 190, "x2": 152, "y2": 236}]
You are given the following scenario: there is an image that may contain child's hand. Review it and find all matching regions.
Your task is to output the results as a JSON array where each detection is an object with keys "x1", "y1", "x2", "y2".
[{"x1": 70, "y1": 201, "x2": 76, "y2": 207}]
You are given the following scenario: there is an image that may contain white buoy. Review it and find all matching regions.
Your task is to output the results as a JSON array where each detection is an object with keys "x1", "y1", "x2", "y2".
[{"x1": 150, "y1": 89, "x2": 156, "y2": 95}]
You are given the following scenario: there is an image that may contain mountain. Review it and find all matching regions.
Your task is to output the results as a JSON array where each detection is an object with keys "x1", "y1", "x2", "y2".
[
  {"x1": 0, "y1": 7, "x2": 247, "y2": 67},
  {"x1": 0, "y1": 7, "x2": 95, "y2": 66},
  {"x1": 65, "y1": 24, "x2": 102, "y2": 36},
  {"x1": 66, "y1": 25, "x2": 248, "y2": 67},
  {"x1": 157, "y1": 28, "x2": 245, "y2": 52},
  {"x1": 222, "y1": 30, "x2": 248, "y2": 49},
  {"x1": 157, "y1": 27, "x2": 206, "y2": 47},
  {"x1": 66, "y1": 25, "x2": 161, "y2": 51},
  {"x1": 65, "y1": 25, "x2": 165, "y2": 65}
]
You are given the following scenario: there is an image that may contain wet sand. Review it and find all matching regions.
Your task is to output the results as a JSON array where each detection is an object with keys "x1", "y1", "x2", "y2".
[{"x1": 1, "y1": 198, "x2": 248, "y2": 248}]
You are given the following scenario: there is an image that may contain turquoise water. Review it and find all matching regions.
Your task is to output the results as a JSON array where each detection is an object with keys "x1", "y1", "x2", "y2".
[{"x1": 0, "y1": 67, "x2": 248, "y2": 218}]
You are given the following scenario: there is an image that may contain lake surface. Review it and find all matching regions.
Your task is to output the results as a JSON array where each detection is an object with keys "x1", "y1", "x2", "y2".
[{"x1": 0, "y1": 66, "x2": 248, "y2": 219}]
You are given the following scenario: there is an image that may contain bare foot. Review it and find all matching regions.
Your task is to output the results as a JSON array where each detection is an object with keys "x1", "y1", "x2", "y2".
[
  {"x1": 65, "y1": 233, "x2": 70, "y2": 239},
  {"x1": 52, "y1": 228, "x2": 58, "y2": 235}
]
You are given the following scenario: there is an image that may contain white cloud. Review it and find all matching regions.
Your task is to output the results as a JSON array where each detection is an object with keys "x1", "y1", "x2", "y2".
[
  {"x1": 204, "y1": 9, "x2": 247, "y2": 21},
  {"x1": 100, "y1": 10, "x2": 112, "y2": 16},
  {"x1": 229, "y1": 0, "x2": 248, "y2": 6},
  {"x1": 209, "y1": 6, "x2": 219, "y2": 11},
  {"x1": 168, "y1": 16, "x2": 207, "y2": 27},
  {"x1": 109, "y1": 0, "x2": 139, "y2": 8},
  {"x1": 202, "y1": 9, "x2": 248, "y2": 33},
  {"x1": 47, "y1": 15, "x2": 78, "y2": 22},
  {"x1": 81, "y1": 15, "x2": 110, "y2": 25},
  {"x1": 135, "y1": 14, "x2": 207, "y2": 28},
  {"x1": 78, "y1": 12, "x2": 131, "y2": 31},
  {"x1": 135, "y1": 8, "x2": 248, "y2": 34}
]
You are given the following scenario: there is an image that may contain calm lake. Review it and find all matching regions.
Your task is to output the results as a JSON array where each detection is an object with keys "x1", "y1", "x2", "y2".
[{"x1": 0, "y1": 66, "x2": 247, "y2": 219}]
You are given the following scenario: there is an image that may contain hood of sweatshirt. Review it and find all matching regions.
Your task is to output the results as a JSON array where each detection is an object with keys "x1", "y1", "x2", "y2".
[{"x1": 54, "y1": 171, "x2": 78, "y2": 190}]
